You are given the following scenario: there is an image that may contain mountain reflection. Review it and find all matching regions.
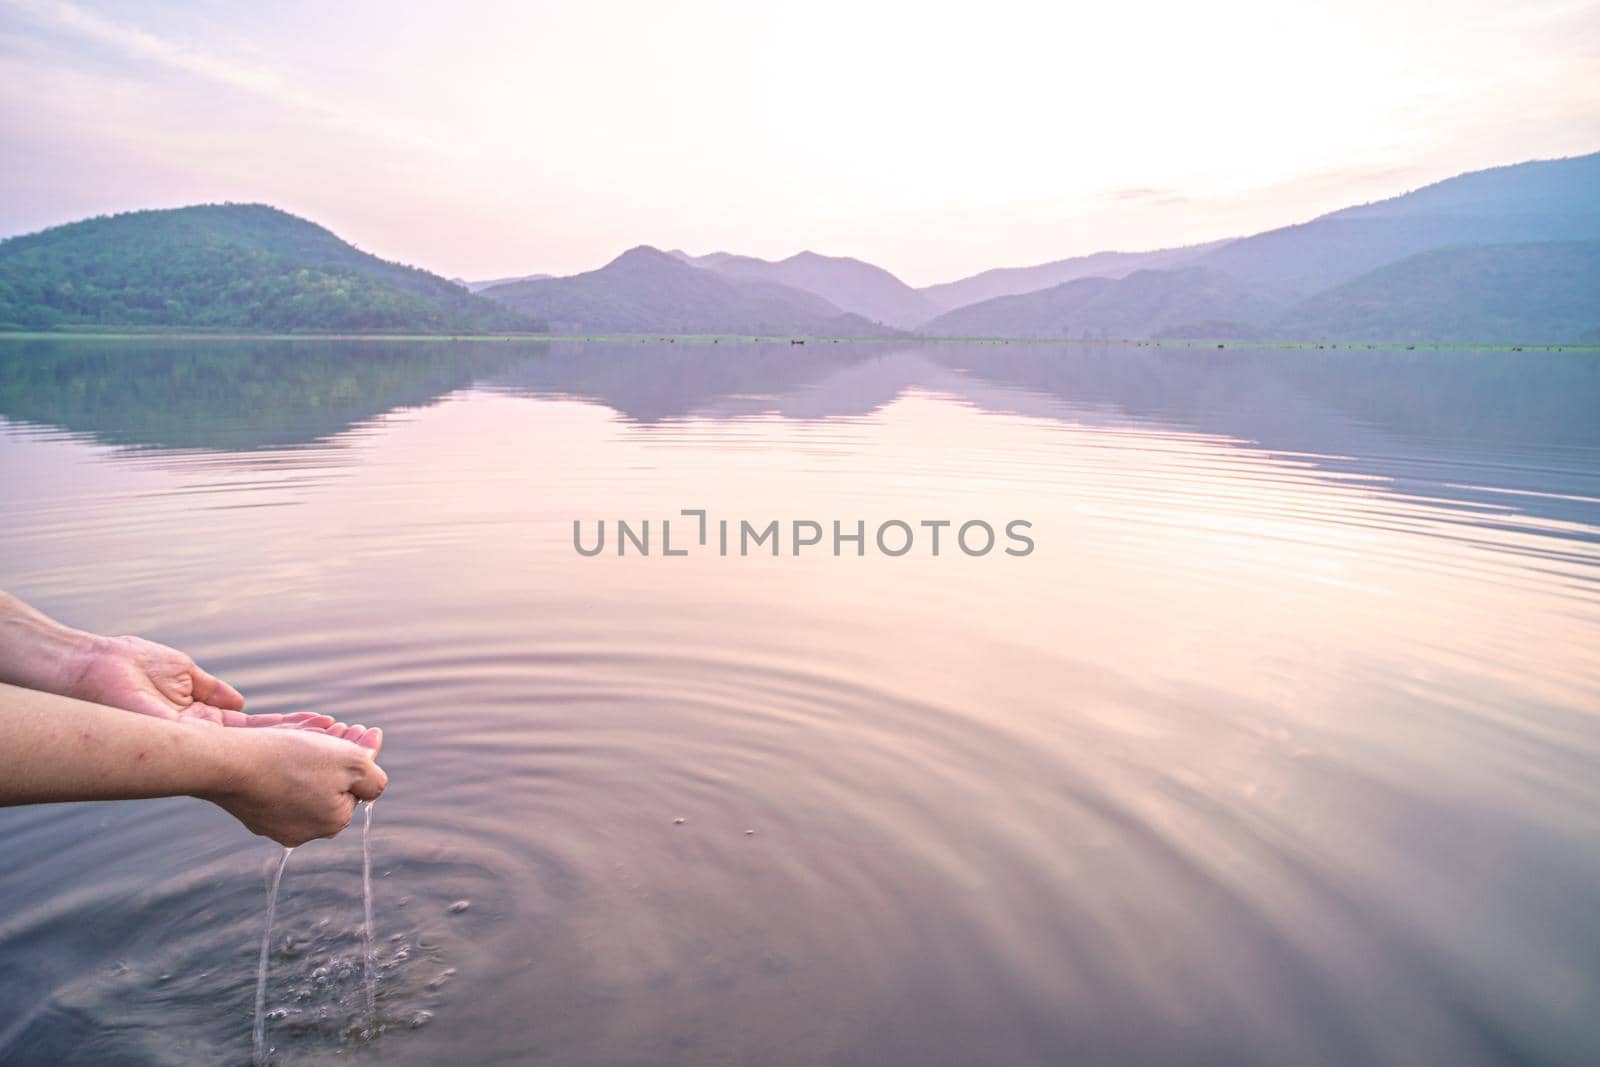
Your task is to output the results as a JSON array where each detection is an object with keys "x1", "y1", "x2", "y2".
[
  {"x1": 2, "y1": 338, "x2": 1596, "y2": 525},
  {"x1": 0, "y1": 338, "x2": 541, "y2": 451}
]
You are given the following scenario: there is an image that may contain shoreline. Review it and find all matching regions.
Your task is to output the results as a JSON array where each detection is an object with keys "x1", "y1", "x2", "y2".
[{"x1": 0, "y1": 330, "x2": 1592, "y2": 352}]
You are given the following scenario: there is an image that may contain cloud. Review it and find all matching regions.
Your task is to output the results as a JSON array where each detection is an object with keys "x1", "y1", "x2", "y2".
[
  {"x1": 1, "y1": 0, "x2": 440, "y2": 151},
  {"x1": 1105, "y1": 187, "x2": 1190, "y2": 204}
]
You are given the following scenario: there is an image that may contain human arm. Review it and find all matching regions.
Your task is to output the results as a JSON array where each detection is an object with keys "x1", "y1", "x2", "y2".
[
  {"x1": 0, "y1": 682, "x2": 387, "y2": 846},
  {"x1": 0, "y1": 590, "x2": 327, "y2": 728}
]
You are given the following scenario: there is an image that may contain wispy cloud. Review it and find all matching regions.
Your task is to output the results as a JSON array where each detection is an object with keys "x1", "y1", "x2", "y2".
[
  {"x1": 1104, "y1": 187, "x2": 1192, "y2": 207},
  {"x1": 2, "y1": 0, "x2": 441, "y2": 151},
  {"x1": 1106, "y1": 187, "x2": 1176, "y2": 201}
]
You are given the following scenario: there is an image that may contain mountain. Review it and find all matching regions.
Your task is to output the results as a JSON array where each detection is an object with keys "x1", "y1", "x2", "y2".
[
  {"x1": 456, "y1": 273, "x2": 552, "y2": 292},
  {"x1": 919, "y1": 152, "x2": 1600, "y2": 343},
  {"x1": 918, "y1": 240, "x2": 1233, "y2": 312},
  {"x1": 0, "y1": 204, "x2": 540, "y2": 333},
  {"x1": 922, "y1": 266, "x2": 1284, "y2": 340},
  {"x1": 1273, "y1": 241, "x2": 1600, "y2": 345},
  {"x1": 1190, "y1": 152, "x2": 1600, "y2": 298},
  {"x1": 671, "y1": 249, "x2": 938, "y2": 329},
  {"x1": 479, "y1": 246, "x2": 890, "y2": 336}
]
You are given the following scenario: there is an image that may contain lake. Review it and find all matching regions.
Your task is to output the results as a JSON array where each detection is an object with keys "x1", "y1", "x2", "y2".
[{"x1": 0, "y1": 337, "x2": 1597, "y2": 1065}]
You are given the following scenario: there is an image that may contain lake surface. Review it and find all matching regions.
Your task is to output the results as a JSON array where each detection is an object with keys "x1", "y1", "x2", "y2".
[{"x1": 1, "y1": 338, "x2": 1597, "y2": 1066}]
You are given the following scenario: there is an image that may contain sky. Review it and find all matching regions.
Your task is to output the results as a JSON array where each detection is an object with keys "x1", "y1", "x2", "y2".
[{"x1": 1, "y1": 0, "x2": 1597, "y2": 287}]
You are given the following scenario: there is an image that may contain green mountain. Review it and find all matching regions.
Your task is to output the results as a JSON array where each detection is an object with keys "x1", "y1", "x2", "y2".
[
  {"x1": 0, "y1": 204, "x2": 540, "y2": 333},
  {"x1": 479, "y1": 246, "x2": 891, "y2": 336},
  {"x1": 922, "y1": 266, "x2": 1283, "y2": 340},
  {"x1": 1273, "y1": 241, "x2": 1600, "y2": 345}
]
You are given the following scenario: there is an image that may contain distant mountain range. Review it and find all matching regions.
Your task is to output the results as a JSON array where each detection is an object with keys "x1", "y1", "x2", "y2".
[
  {"x1": 667, "y1": 249, "x2": 939, "y2": 329},
  {"x1": 1196, "y1": 152, "x2": 1600, "y2": 297},
  {"x1": 455, "y1": 272, "x2": 552, "y2": 292},
  {"x1": 2, "y1": 151, "x2": 1596, "y2": 342},
  {"x1": 1274, "y1": 240, "x2": 1600, "y2": 345},
  {"x1": 925, "y1": 266, "x2": 1286, "y2": 341},
  {"x1": 917, "y1": 240, "x2": 1234, "y2": 312},
  {"x1": 477, "y1": 246, "x2": 888, "y2": 336},
  {"x1": 919, "y1": 152, "x2": 1600, "y2": 342},
  {"x1": 0, "y1": 204, "x2": 538, "y2": 333}
]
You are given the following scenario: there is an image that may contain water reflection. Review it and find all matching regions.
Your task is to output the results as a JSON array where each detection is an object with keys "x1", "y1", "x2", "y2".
[
  {"x1": 0, "y1": 339, "x2": 1597, "y2": 1065},
  {"x1": 4, "y1": 337, "x2": 1597, "y2": 525},
  {"x1": 0, "y1": 338, "x2": 538, "y2": 451}
]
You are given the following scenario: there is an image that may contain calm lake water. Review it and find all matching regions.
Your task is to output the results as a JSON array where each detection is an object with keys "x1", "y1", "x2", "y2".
[{"x1": 1, "y1": 338, "x2": 1598, "y2": 1066}]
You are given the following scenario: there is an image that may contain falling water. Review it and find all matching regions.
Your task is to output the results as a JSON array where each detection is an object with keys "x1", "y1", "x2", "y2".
[
  {"x1": 361, "y1": 800, "x2": 378, "y2": 1031},
  {"x1": 253, "y1": 846, "x2": 294, "y2": 1067}
]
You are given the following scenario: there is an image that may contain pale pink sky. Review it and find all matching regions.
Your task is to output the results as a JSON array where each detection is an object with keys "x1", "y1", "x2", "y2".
[{"x1": 2, "y1": 0, "x2": 1597, "y2": 286}]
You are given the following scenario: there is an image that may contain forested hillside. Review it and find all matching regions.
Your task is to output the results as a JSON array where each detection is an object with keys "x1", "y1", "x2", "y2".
[{"x1": 0, "y1": 204, "x2": 540, "y2": 333}]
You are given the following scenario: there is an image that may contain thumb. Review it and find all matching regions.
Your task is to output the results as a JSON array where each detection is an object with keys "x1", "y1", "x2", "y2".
[{"x1": 351, "y1": 755, "x2": 388, "y2": 802}]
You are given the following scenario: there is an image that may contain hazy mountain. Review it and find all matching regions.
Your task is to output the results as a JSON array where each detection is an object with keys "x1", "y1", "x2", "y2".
[
  {"x1": 1191, "y1": 152, "x2": 1600, "y2": 298},
  {"x1": 479, "y1": 246, "x2": 889, "y2": 336},
  {"x1": 918, "y1": 240, "x2": 1233, "y2": 311},
  {"x1": 922, "y1": 266, "x2": 1283, "y2": 340},
  {"x1": 7, "y1": 151, "x2": 1593, "y2": 342},
  {"x1": 1273, "y1": 241, "x2": 1600, "y2": 345},
  {"x1": 456, "y1": 273, "x2": 553, "y2": 292},
  {"x1": 671, "y1": 249, "x2": 938, "y2": 328},
  {"x1": 0, "y1": 204, "x2": 539, "y2": 333},
  {"x1": 920, "y1": 152, "x2": 1600, "y2": 343}
]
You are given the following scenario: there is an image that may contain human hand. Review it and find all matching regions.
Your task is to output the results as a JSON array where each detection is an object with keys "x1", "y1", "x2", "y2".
[
  {"x1": 65, "y1": 633, "x2": 332, "y2": 730},
  {"x1": 203, "y1": 727, "x2": 387, "y2": 847}
]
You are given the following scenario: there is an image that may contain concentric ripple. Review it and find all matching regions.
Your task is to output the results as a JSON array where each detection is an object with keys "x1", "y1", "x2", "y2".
[{"x1": 1, "y1": 340, "x2": 1598, "y2": 1065}]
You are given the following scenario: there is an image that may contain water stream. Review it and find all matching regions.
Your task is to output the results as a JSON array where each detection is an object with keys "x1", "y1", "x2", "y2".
[
  {"x1": 252, "y1": 847, "x2": 294, "y2": 1067},
  {"x1": 362, "y1": 800, "x2": 378, "y2": 1033}
]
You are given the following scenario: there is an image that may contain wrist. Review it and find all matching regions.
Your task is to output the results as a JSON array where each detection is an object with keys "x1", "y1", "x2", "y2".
[
  {"x1": 0, "y1": 593, "x2": 106, "y2": 699},
  {"x1": 192, "y1": 726, "x2": 255, "y2": 802}
]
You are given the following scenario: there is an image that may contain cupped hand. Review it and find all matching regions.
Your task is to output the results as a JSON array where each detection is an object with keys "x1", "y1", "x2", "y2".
[
  {"x1": 205, "y1": 727, "x2": 388, "y2": 847},
  {"x1": 67, "y1": 633, "x2": 333, "y2": 730}
]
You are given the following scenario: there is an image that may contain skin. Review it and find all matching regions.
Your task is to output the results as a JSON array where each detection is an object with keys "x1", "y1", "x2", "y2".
[
  {"x1": 0, "y1": 590, "x2": 338, "y2": 729},
  {"x1": 0, "y1": 592, "x2": 389, "y2": 844},
  {"x1": 0, "y1": 682, "x2": 387, "y2": 846},
  {"x1": 0, "y1": 590, "x2": 382, "y2": 744}
]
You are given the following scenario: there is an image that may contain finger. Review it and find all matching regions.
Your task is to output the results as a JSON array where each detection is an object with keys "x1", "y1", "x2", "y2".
[
  {"x1": 196, "y1": 705, "x2": 284, "y2": 729},
  {"x1": 216, "y1": 707, "x2": 271, "y2": 727},
  {"x1": 190, "y1": 667, "x2": 245, "y2": 711},
  {"x1": 183, "y1": 702, "x2": 228, "y2": 725},
  {"x1": 125, "y1": 691, "x2": 184, "y2": 721},
  {"x1": 350, "y1": 755, "x2": 388, "y2": 801},
  {"x1": 343, "y1": 724, "x2": 368, "y2": 748},
  {"x1": 238, "y1": 712, "x2": 336, "y2": 730},
  {"x1": 284, "y1": 715, "x2": 338, "y2": 731},
  {"x1": 356, "y1": 726, "x2": 383, "y2": 754}
]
